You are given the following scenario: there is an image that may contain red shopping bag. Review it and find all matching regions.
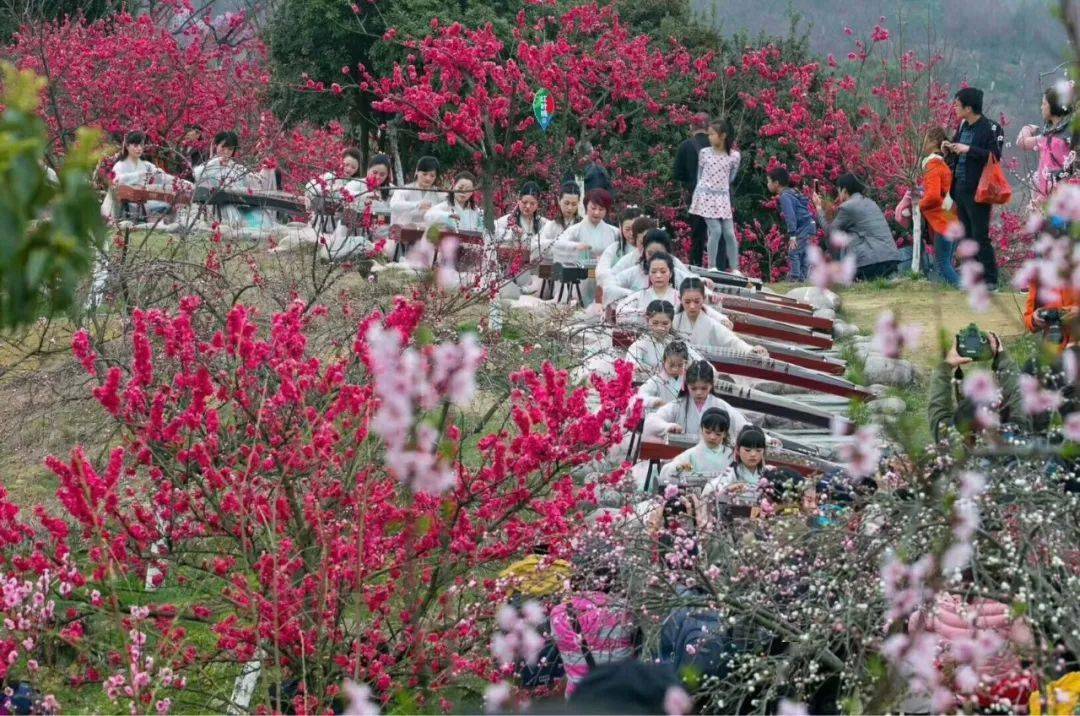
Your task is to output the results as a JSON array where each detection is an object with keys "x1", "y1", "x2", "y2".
[{"x1": 975, "y1": 154, "x2": 1013, "y2": 205}]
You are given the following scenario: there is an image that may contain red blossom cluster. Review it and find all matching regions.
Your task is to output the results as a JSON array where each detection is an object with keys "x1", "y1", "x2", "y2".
[{"x1": 0, "y1": 296, "x2": 639, "y2": 711}]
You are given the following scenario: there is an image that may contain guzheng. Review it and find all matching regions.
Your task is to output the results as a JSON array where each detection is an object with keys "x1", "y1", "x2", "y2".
[
  {"x1": 115, "y1": 185, "x2": 191, "y2": 205},
  {"x1": 690, "y1": 266, "x2": 764, "y2": 290},
  {"x1": 749, "y1": 340, "x2": 846, "y2": 376},
  {"x1": 708, "y1": 282, "x2": 814, "y2": 311},
  {"x1": 639, "y1": 436, "x2": 842, "y2": 478},
  {"x1": 192, "y1": 186, "x2": 306, "y2": 215},
  {"x1": 712, "y1": 379, "x2": 853, "y2": 433},
  {"x1": 725, "y1": 310, "x2": 833, "y2": 350},
  {"x1": 701, "y1": 349, "x2": 870, "y2": 400},
  {"x1": 719, "y1": 296, "x2": 833, "y2": 332}
]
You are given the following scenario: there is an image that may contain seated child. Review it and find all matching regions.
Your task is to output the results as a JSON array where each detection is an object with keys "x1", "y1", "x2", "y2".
[
  {"x1": 703, "y1": 425, "x2": 769, "y2": 497},
  {"x1": 626, "y1": 300, "x2": 677, "y2": 377},
  {"x1": 659, "y1": 408, "x2": 733, "y2": 486},
  {"x1": 636, "y1": 341, "x2": 689, "y2": 410}
]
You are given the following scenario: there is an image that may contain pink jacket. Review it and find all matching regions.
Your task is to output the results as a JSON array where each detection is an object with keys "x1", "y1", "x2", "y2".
[
  {"x1": 909, "y1": 593, "x2": 1033, "y2": 689},
  {"x1": 1017, "y1": 125, "x2": 1072, "y2": 203}
]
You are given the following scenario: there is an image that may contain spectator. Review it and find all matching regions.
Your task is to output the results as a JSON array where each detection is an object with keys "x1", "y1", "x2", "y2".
[
  {"x1": 565, "y1": 661, "x2": 684, "y2": 715},
  {"x1": 549, "y1": 539, "x2": 639, "y2": 696},
  {"x1": 1017, "y1": 85, "x2": 1075, "y2": 207},
  {"x1": 811, "y1": 173, "x2": 901, "y2": 281},
  {"x1": 927, "y1": 330, "x2": 1028, "y2": 441},
  {"x1": 689, "y1": 118, "x2": 741, "y2": 273},
  {"x1": 1024, "y1": 280, "x2": 1078, "y2": 348},
  {"x1": 919, "y1": 127, "x2": 960, "y2": 288},
  {"x1": 673, "y1": 113, "x2": 712, "y2": 267},
  {"x1": 766, "y1": 167, "x2": 818, "y2": 282},
  {"x1": 943, "y1": 87, "x2": 1005, "y2": 290}
]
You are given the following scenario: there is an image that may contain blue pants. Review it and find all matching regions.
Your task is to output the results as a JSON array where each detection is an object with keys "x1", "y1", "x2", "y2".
[
  {"x1": 932, "y1": 229, "x2": 960, "y2": 288},
  {"x1": 788, "y1": 236, "x2": 809, "y2": 281}
]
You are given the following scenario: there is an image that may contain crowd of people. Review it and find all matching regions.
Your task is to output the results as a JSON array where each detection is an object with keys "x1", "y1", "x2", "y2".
[{"x1": 82, "y1": 86, "x2": 1080, "y2": 713}]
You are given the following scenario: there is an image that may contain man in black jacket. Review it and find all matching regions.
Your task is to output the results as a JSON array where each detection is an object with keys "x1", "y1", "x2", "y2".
[
  {"x1": 672, "y1": 113, "x2": 712, "y2": 267},
  {"x1": 943, "y1": 87, "x2": 1006, "y2": 289}
]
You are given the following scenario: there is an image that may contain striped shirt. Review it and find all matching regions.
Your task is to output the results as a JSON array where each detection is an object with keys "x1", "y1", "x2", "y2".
[{"x1": 548, "y1": 592, "x2": 637, "y2": 696}]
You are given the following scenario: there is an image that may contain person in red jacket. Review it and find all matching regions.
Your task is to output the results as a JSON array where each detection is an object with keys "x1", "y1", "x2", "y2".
[
  {"x1": 1024, "y1": 280, "x2": 1078, "y2": 347},
  {"x1": 920, "y1": 127, "x2": 960, "y2": 287}
]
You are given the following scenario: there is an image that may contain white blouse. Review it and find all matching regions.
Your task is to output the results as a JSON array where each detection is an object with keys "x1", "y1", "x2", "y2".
[
  {"x1": 659, "y1": 442, "x2": 734, "y2": 485},
  {"x1": 645, "y1": 393, "x2": 749, "y2": 441},
  {"x1": 636, "y1": 373, "x2": 684, "y2": 410},
  {"x1": 626, "y1": 334, "x2": 671, "y2": 376},
  {"x1": 424, "y1": 201, "x2": 484, "y2": 233},
  {"x1": 389, "y1": 183, "x2": 444, "y2": 227},
  {"x1": 703, "y1": 462, "x2": 768, "y2": 497},
  {"x1": 613, "y1": 285, "x2": 681, "y2": 323},
  {"x1": 552, "y1": 218, "x2": 619, "y2": 259},
  {"x1": 304, "y1": 172, "x2": 367, "y2": 202},
  {"x1": 673, "y1": 311, "x2": 753, "y2": 357}
]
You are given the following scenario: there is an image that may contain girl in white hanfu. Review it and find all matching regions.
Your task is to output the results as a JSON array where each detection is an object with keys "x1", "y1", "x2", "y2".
[{"x1": 659, "y1": 408, "x2": 733, "y2": 486}]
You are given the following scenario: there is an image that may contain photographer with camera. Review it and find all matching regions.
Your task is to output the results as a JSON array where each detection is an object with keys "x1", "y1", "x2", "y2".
[
  {"x1": 928, "y1": 325, "x2": 1028, "y2": 442},
  {"x1": 1024, "y1": 280, "x2": 1078, "y2": 349}
]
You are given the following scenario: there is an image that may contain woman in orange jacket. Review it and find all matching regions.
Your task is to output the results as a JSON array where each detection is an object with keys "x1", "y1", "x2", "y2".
[
  {"x1": 920, "y1": 127, "x2": 960, "y2": 287},
  {"x1": 1024, "y1": 280, "x2": 1078, "y2": 346}
]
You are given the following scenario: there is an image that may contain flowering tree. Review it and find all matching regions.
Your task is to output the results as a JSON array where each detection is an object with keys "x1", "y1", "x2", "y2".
[
  {"x1": 359, "y1": 3, "x2": 689, "y2": 229},
  {"x1": 0, "y1": 291, "x2": 638, "y2": 712}
]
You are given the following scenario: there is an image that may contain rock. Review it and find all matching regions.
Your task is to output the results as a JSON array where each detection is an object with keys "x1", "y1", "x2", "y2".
[
  {"x1": 863, "y1": 355, "x2": 919, "y2": 387},
  {"x1": 813, "y1": 308, "x2": 837, "y2": 321},
  {"x1": 498, "y1": 282, "x2": 522, "y2": 300},
  {"x1": 786, "y1": 286, "x2": 842, "y2": 311},
  {"x1": 833, "y1": 320, "x2": 860, "y2": 339},
  {"x1": 755, "y1": 381, "x2": 814, "y2": 396},
  {"x1": 867, "y1": 384, "x2": 889, "y2": 398},
  {"x1": 763, "y1": 414, "x2": 806, "y2": 431},
  {"x1": 868, "y1": 396, "x2": 907, "y2": 415}
]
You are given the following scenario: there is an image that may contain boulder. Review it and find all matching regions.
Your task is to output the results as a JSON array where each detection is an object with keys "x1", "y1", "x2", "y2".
[
  {"x1": 786, "y1": 286, "x2": 842, "y2": 311},
  {"x1": 813, "y1": 308, "x2": 837, "y2": 321},
  {"x1": 498, "y1": 282, "x2": 522, "y2": 301},
  {"x1": 868, "y1": 396, "x2": 907, "y2": 415},
  {"x1": 755, "y1": 381, "x2": 815, "y2": 396},
  {"x1": 833, "y1": 320, "x2": 860, "y2": 340},
  {"x1": 863, "y1": 355, "x2": 919, "y2": 387}
]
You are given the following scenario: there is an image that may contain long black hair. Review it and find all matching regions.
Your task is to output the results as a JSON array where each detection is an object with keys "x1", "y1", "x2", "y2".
[
  {"x1": 662, "y1": 340, "x2": 690, "y2": 363},
  {"x1": 121, "y1": 131, "x2": 147, "y2": 160},
  {"x1": 368, "y1": 153, "x2": 392, "y2": 200},
  {"x1": 733, "y1": 425, "x2": 768, "y2": 472},
  {"x1": 507, "y1": 181, "x2": 544, "y2": 237},
  {"x1": 639, "y1": 229, "x2": 673, "y2": 273},
  {"x1": 676, "y1": 360, "x2": 716, "y2": 429},
  {"x1": 645, "y1": 299, "x2": 675, "y2": 320},
  {"x1": 446, "y1": 171, "x2": 477, "y2": 209},
  {"x1": 618, "y1": 205, "x2": 645, "y2": 254},
  {"x1": 700, "y1": 407, "x2": 730, "y2": 435},
  {"x1": 645, "y1": 252, "x2": 676, "y2": 293},
  {"x1": 709, "y1": 117, "x2": 735, "y2": 153},
  {"x1": 677, "y1": 276, "x2": 706, "y2": 313},
  {"x1": 554, "y1": 180, "x2": 581, "y2": 229}
]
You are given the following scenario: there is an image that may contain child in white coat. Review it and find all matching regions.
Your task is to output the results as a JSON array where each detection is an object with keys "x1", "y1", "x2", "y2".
[
  {"x1": 636, "y1": 341, "x2": 689, "y2": 410},
  {"x1": 626, "y1": 300, "x2": 676, "y2": 377},
  {"x1": 703, "y1": 425, "x2": 769, "y2": 498},
  {"x1": 645, "y1": 360, "x2": 749, "y2": 440},
  {"x1": 659, "y1": 408, "x2": 733, "y2": 486}
]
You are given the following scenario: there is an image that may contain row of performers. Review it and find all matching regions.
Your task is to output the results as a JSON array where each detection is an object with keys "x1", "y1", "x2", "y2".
[{"x1": 96, "y1": 135, "x2": 703, "y2": 304}]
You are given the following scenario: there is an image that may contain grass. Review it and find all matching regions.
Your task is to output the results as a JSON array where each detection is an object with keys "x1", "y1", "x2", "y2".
[{"x1": 835, "y1": 276, "x2": 1029, "y2": 372}]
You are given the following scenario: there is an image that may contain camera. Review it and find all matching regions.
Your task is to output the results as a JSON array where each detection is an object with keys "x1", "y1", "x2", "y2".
[
  {"x1": 956, "y1": 323, "x2": 993, "y2": 361},
  {"x1": 1038, "y1": 308, "x2": 1066, "y2": 345}
]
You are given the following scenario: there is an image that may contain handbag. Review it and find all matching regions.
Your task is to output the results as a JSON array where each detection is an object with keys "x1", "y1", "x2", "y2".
[{"x1": 975, "y1": 154, "x2": 1013, "y2": 205}]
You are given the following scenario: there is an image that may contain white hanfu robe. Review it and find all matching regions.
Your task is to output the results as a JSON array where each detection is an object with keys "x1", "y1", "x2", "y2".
[
  {"x1": 102, "y1": 158, "x2": 186, "y2": 219},
  {"x1": 636, "y1": 373, "x2": 684, "y2": 411},
  {"x1": 645, "y1": 394, "x2": 749, "y2": 441},
  {"x1": 551, "y1": 219, "x2": 619, "y2": 306},
  {"x1": 659, "y1": 442, "x2": 734, "y2": 486},
  {"x1": 673, "y1": 311, "x2": 754, "y2": 357}
]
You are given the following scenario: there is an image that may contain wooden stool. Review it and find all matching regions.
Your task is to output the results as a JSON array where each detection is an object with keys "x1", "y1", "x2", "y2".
[
  {"x1": 538, "y1": 260, "x2": 554, "y2": 300},
  {"x1": 553, "y1": 262, "x2": 588, "y2": 307}
]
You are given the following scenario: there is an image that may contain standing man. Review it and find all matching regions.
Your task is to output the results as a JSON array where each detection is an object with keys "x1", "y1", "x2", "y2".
[
  {"x1": 673, "y1": 113, "x2": 712, "y2": 268},
  {"x1": 943, "y1": 87, "x2": 1005, "y2": 290}
]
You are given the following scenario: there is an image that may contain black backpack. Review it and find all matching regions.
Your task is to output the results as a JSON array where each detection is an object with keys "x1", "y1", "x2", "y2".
[{"x1": 510, "y1": 596, "x2": 565, "y2": 690}]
